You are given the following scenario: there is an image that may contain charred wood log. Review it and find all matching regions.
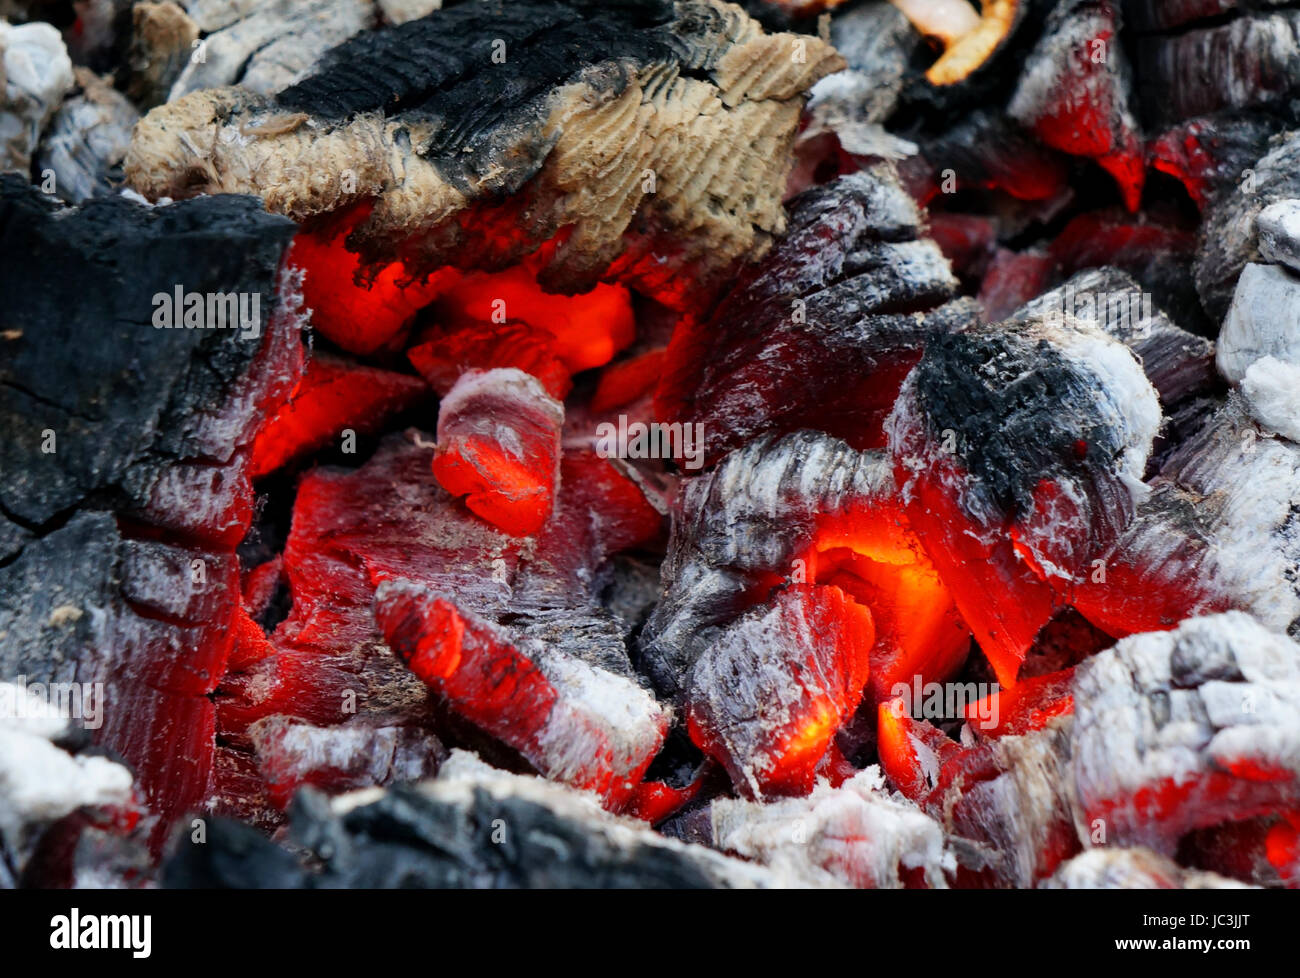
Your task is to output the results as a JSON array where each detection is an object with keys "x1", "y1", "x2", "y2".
[
  {"x1": 126, "y1": 0, "x2": 843, "y2": 305},
  {"x1": 0, "y1": 176, "x2": 302, "y2": 844}
]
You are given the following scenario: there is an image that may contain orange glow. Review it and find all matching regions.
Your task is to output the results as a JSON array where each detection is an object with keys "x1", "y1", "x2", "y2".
[
  {"x1": 591, "y1": 349, "x2": 666, "y2": 412},
  {"x1": 877, "y1": 698, "x2": 926, "y2": 801},
  {"x1": 432, "y1": 434, "x2": 557, "y2": 537}
]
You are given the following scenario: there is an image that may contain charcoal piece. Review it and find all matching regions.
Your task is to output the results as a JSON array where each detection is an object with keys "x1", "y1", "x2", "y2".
[
  {"x1": 33, "y1": 68, "x2": 138, "y2": 203},
  {"x1": 878, "y1": 705, "x2": 1080, "y2": 886},
  {"x1": 0, "y1": 20, "x2": 73, "y2": 173},
  {"x1": 641, "y1": 431, "x2": 968, "y2": 703},
  {"x1": 976, "y1": 248, "x2": 1054, "y2": 322},
  {"x1": 126, "y1": 0, "x2": 843, "y2": 302},
  {"x1": 1149, "y1": 112, "x2": 1277, "y2": 211},
  {"x1": 1256, "y1": 199, "x2": 1300, "y2": 272},
  {"x1": 1012, "y1": 268, "x2": 1218, "y2": 412},
  {"x1": 169, "y1": 0, "x2": 375, "y2": 100},
  {"x1": 685, "y1": 585, "x2": 875, "y2": 799},
  {"x1": 1041, "y1": 848, "x2": 1252, "y2": 889},
  {"x1": 1122, "y1": 0, "x2": 1291, "y2": 34},
  {"x1": 247, "y1": 714, "x2": 445, "y2": 809},
  {"x1": 1007, "y1": 0, "x2": 1144, "y2": 211},
  {"x1": 432, "y1": 368, "x2": 564, "y2": 537},
  {"x1": 1178, "y1": 814, "x2": 1300, "y2": 887},
  {"x1": 1135, "y1": 12, "x2": 1300, "y2": 128},
  {"x1": 165, "y1": 750, "x2": 785, "y2": 888},
  {"x1": 1071, "y1": 612, "x2": 1300, "y2": 854},
  {"x1": 0, "y1": 177, "x2": 302, "y2": 842},
  {"x1": 886, "y1": 311, "x2": 1160, "y2": 686},
  {"x1": 709, "y1": 766, "x2": 953, "y2": 887},
  {"x1": 123, "y1": 1, "x2": 199, "y2": 109},
  {"x1": 658, "y1": 166, "x2": 976, "y2": 466},
  {"x1": 1195, "y1": 130, "x2": 1300, "y2": 322},
  {"x1": 0, "y1": 176, "x2": 297, "y2": 528},
  {"x1": 1074, "y1": 395, "x2": 1300, "y2": 639},
  {"x1": 375, "y1": 581, "x2": 668, "y2": 807},
  {"x1": 0, "y1": 682, "x2": 134, "y2": 885}
]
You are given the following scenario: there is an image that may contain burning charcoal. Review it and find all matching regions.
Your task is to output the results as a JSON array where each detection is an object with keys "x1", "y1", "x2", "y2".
[
  {"x1": 34, "y1": 68, "x2": 138, "y2": 203},
  {"x1": 1074, "y1": 396, "x2": 1300, "y2": 638},
  {"x1": 1041, "y1": 848, "x2": 1252, "y2": 889},
  {"x1": 590, "y1": 350, "x2": 666, "y2": 414},
  {"x1": 0, "y1": 19, "x2": 73, "y2": 173},
  {"x1": 961, "y1": 668, "x2": 1075, "y2": 740},
  {"x1": 897, "y1": 109, "x2": 1070, "y2": 207},
  {"x1": 123, "y1": 1, "x2": 199, "y2": 109},
  {"x1": 642, "y1": 431, "x2": 969, "y2": 705},
  {"x1": 976, "y1": 248, "x2": 1054, "y2": 322},
  {"x1": 1135, "y1": 11, "x2": 1300, "y2": 129},
  {"x1": 879, "y1": 706, "x2": 1080, "y2": 886},
  {"x1": 886, "y1": 311, "x2": 1160, "y2": 687},
  {"x1": 708, "y1": 767, "x2": 953, "y2": 887},
  {"x1": 407, "y1": 257, "x2": 636, "y2": 400},
  {"x1": 0, "y1": 682, "x2": 134, "y2": 886},
  {"x1": 1195, "y1": 131, "x2": 1300, "y2": 321},
  {"x1": 167, "y1": 750, "x2": 787, "y2": 888},
  {"x1": 375, "y1": 582, "x2": 668, "y2": 806},
  {"x1": 169, "y1": 0, "x2": 376, "y2": 100},
  {"x1": 222, "y1": 433, "x2": 664, "y2": 809},
  {"x1": 247, "y1": 714, "x2": 445, "y2": 809},
  {"x1": 1256, "y1": 199, "x2": 1300, "y2": 272},
  {"x1": 685, "y1": 585, "x2": 875, "y2": 799},
  {"x1": 1148, "y1": 112, "x2": 1276, "y2": 211},
  {"x1": 432, "y1": 368, "x2": 564, "y2": 537},
  {"x1": 126, "y1": 0, "x2": 843, "y2": 304},
  {"x1": 1218, "y1": 262, "x2": 1300, "y2": 441},
  {"x1": 1007, "y1": 0, "x2": 1144, "y2": 211},
  {"x1": 658, "y1": 167, "x2": 978, "y2": 466},
  {"x1": 250, "y1": 351, "x2": 428, "y2": 479},
  {"x1": 1178, "y1": 813, "x2": 1300, "y2": 888},
  {"x1": 0, "y1": 177, "x2": 302, "y2": 844},
  {"x1": 1071, "y1": 612, "x2": 1300, "y2": 855},
  {"x1": 1011, "y1": 268, "x2": 1218, "y2": 412}
]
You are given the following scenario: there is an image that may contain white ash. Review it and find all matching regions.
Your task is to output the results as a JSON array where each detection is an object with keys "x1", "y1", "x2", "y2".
[
  {"x1": 1241, "y1": 356, "x2": 1300, "y2": 442},
  {"x1": 1071, "y1": 612, "x2": 1300, "y2": 853},
  {"x1": 170, "y1": 0, "x2": 376, "y2": 99},
  {"x1": 0, "y1": 20, "x2": 74, "y2": 174},
  {"x1": 0, "y1": 682, "x2": 133, "y2": 880},
  {"x1": 35, "y1": 69, "x2": 139, "y2": 203},
  {"x1": 247, "y1": 715, "x2": 442, "y2": 789},
  {"x1": 1256, "y1": 199, "x2": 1300, "y2": 273},
  {"x1": 1218, "y1": 262, "x2": 1300, "y2": 383},
  {"x1": 709, "y1": 767, "x2": 954, "y2": 889},
  {"x1": 1042, "y1": 848, "x2": 1254, "y2": 889}
]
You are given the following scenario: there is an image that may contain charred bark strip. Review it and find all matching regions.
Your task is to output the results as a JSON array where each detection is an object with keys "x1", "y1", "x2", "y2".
[
  {"x1": 125, "y1": 0, "x2": 843, "y2": 302},
  {"x1": 0, "y1": 176, "x2": 301, "y2": 843}
]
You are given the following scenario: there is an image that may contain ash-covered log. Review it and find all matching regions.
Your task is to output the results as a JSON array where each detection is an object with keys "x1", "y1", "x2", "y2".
[
  {"x1": 1074, "y1": 395, "x2": 1300, "y2": 639},
  {"x1": 0, "y1": 19, "x2": 73, "y2": 173},
  {"x1": 167, "y1": 750, "x2": 787, "y2": 888},
  {"x1": 0, "y1": 176, "x2": 303, "y2": 845},
  {"x1": 125, "y1": 0, "x2": 843, "y2": 304},
  {"x1": 33, "y1": 67, "x2": 137, "y2": 203},
  {"x1": 657, "y1": 166, "x2": 978, "y2": 466},
  {"x1": 886, "y1": 309, "x2": 1160, "y2": 686},
  {"x1": 1071, "y1": 612, "x2": 1300, "y2": 854}
]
